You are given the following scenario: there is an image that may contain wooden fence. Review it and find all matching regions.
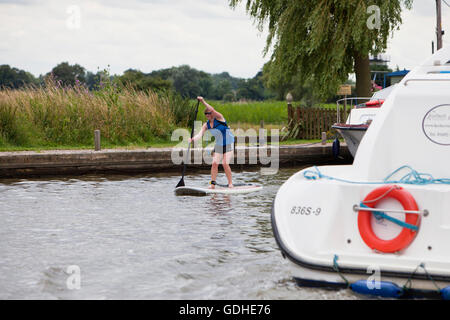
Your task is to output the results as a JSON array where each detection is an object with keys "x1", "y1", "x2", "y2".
[{"x1": 287, "y1": 105, "x2": 350, "y2": 140}]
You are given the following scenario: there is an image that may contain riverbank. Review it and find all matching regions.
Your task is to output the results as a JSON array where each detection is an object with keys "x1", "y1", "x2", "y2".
[{"x1": 0, "y1": 143, "x2": 351, "y2": 178}]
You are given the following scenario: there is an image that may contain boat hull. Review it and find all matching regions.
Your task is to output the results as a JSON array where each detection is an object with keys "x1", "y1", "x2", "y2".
[
  {"x1": 332, "y1": 124, "x2": 368, "y2": 157},
  {"x1": 271, "y1": 166, "x2": 450, "y2": 298}
]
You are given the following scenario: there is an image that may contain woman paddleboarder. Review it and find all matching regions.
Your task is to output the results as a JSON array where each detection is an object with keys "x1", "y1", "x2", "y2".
[{"x1": 189, "y1": 97, "x2": 235, "y2": 189}]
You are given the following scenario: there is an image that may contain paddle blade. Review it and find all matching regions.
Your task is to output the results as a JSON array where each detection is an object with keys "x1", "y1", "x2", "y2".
[{"x1": 176, "y1": 177, "x2": 185, "y2": 188}]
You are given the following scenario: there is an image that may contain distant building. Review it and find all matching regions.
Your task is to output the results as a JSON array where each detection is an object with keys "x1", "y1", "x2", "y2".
[
  {"x1": 383, "y1": 70, "x2": 410, "y2": 88},
  {"x1": 369, "y1": 54, "x2": 390, "y2": 66},
  {"x1": 369, "y1": 54, "x2": 391, "y2": 88}
]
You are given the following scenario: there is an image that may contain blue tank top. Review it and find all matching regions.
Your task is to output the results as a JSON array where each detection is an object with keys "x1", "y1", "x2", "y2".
[{"x1": 207, "y1": 119, "x2": 235, "y2": 146}]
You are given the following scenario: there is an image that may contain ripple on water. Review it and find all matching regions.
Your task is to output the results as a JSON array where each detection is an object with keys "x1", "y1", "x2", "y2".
[{"x1": 0, "y1": 167, "x2": 362, "y2": 299}]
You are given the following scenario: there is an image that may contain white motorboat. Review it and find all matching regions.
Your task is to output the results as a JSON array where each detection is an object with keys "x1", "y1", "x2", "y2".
[
  {"x1": 272, "y1": 48, "x2": 450, "y2": 299},
  {"x1": 332, "y1": 85, "x2": 396, "y2": 157}
]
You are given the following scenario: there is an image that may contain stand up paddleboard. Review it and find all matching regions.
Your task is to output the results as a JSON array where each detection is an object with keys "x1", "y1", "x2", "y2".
[{"x1": 175, "y1": 183, "x2": 263, "y2": 196}]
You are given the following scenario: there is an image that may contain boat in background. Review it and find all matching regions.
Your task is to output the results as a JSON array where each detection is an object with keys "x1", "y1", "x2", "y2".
[
  {"x1": 272, "y1": 48, "x2": 450, "y2": 299},
  {"x1": 332, "y1": 85, "x2": 397, "y2": 157}
]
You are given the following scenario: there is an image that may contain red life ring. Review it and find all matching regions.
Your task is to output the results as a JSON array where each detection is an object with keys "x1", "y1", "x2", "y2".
[{"x1": 358, "y1": 185, "x2": 420, "y2": 253}]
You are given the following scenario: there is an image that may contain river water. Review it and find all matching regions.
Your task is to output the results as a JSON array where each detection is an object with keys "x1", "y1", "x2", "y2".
[{"x1": 0, "y1": 166, "x2": 358, "y2": 300}]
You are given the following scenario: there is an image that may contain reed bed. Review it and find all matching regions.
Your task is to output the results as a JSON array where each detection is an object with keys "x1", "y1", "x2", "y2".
[{"x1": 0, "y1": 80, "x2": 194, "y2": 148}]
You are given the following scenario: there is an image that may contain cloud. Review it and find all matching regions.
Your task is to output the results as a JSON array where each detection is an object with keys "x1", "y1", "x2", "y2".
[
  {"x1": 386, "y1": 2, "x2": 450, "y2": 71},
  {"x1": 1, "y1": 0, "x2": 448, "y2": 79},
  {"x1": 0, "y1": 0, "x2": 268, "y2": 78}
]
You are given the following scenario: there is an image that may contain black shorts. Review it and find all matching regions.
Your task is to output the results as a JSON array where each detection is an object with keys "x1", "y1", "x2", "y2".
[{"x1": 213, "y1": 144, "x2": 234, "y2": 154}]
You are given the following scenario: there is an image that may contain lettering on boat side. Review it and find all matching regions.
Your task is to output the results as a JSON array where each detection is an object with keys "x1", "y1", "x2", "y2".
[
  {"x1": 290, "y1": 206, "x2": 322, "y2": 216},
  {"x1": 423, "y1": 104, "x2": 450, "y2": 145}
]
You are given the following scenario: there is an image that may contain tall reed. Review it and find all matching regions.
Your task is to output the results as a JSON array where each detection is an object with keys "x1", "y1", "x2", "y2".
[{"x1": 0, "y1": 78, "x2": 194, "y2": 148}]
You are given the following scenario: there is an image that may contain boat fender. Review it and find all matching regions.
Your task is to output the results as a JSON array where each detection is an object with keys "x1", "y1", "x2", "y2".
[
  {"x1": 441, "y1": 286, "x2": 450, "y2": 300},
  {"x1": 332, "y1": 138, "x2": 340, "y2": 158},
  {"x1": 350, "y1": 280, "x2": 403, "y2": 298},
  {"x1": 358, "y1": 185, "x2": 420, "y2": 253}
]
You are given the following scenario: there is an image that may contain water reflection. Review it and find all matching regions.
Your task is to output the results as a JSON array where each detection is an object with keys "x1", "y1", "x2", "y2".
[{"x1": 209, "y1": 194, "x2": 232, "y2": 214}]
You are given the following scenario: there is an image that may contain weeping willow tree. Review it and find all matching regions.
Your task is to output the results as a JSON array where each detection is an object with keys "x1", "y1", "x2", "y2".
[{"x1": 229, "y1": 0, "x2": 412, "y2": 98}]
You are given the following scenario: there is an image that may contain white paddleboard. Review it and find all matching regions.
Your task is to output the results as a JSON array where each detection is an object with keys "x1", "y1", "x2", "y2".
[{"x1": 175, "y1": 183, "x2": 263, "y2": 196}]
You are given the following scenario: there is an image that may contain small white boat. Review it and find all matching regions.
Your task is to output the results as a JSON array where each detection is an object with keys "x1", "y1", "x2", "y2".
[
  {"x1": 333, "y1": 85, "x2": 396, "y2": 157},
  {"x1": 272, "y1": 48, "x2": 450, "y2": 299}
]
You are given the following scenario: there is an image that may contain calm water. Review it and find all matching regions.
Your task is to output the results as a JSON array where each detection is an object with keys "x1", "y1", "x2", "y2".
[{"x1": 0, "y1": 166, "x2": 357, "y2": 300}]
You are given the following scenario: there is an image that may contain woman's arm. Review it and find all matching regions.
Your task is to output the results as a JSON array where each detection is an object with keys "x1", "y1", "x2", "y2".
[
  {"x1": 189, "y1": 123, "x2": 207, "y2": 143},
  {"x1": 198, "y1": 96, "x2": 225, "y2": 121}
]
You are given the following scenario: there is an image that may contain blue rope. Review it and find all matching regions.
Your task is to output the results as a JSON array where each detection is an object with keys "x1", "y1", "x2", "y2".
[
  {"x1": 303, "y1": 165, "x2": 450, "y2": 186},
  {"x1": 333, "y1": 255, "x2": 349, "y2": 287},
  {"x1": 359, "y1": 203, "x2": 419, "y2": 232}
]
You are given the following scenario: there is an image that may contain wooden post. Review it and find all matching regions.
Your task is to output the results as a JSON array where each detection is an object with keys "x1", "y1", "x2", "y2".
[
  {"x1": 436, "y1": 0, "x2": 443, "y2": 50},
  {"x1": 286, "y1": 92, "x2": 293, "y2": 131},
  {"x1": 296, "y1": 107, "x2": 301, "y2": 139},
  {"x1": 259, "y1": 120, "x2": 266, "y2": 146},
  {"x1": 344, "y1": 95, "x2": 347, "y2": 120},
  {"x1": 94, "y1": 130, "x2": 101, "y2": 151}
]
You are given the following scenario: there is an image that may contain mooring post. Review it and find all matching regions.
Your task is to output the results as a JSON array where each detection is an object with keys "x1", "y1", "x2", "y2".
[
  {"x1": 259, "y1": 120, "x2": 266, "y2": 146},
  {"x1": 94, "y1": 130, "x2": 101, "y2": 151},
  {"x1": 322, "y1": 132, "x2": 327, "y2": 145},
  {"x1": 286, "y1": 92, "x2": 293, "y2": 132}
]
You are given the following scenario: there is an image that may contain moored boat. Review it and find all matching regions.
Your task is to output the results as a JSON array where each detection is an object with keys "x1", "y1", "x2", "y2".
[
  {"x1": 332, "y1": 85, "x2": 396, "y2": 157},
  {"x1": 272, "y1": 48, "x2": 450, "y2": 299}
]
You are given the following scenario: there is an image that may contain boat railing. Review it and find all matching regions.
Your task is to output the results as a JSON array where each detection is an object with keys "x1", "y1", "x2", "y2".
[
  {"x1": 404, "y1": 78, "x2": 450, "y2": 85},
  {"x1": 335, "y1": 97, "x2": 372, "y2": 123}
]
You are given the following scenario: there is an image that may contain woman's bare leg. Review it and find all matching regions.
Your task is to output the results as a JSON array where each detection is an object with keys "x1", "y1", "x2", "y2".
[
  {"x1": 222, "y1": 150, "x2": 233, "y2": 187},
  {"x1": 210, "y1": 152, "x2": 222, "y2": 188}
]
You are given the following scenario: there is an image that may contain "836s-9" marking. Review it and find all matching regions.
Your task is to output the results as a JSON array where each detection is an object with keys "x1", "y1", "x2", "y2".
[{"x1": 290, "y1": 206, "x2": 322, "y2": 216}]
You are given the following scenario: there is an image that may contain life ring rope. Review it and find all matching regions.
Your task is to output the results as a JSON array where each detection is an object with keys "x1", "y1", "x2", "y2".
[{"x1": 359, "y1": 203, "x2": 419, "y2": 232}]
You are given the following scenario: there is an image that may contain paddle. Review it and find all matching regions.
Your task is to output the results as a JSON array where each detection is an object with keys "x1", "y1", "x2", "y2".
[{"x1": 176, "y1": 99, "x2": 200, "y2": 188}]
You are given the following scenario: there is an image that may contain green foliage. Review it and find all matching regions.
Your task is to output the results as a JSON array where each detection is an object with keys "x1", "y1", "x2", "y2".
[
  {"x1": 150, "y1": 65, "x2": 275, "y2": 101},
  {"x1": 116, "y1": 69, "x2": 172, "y2": 92},
  {"x1": 46, "y1": 62, "x2": 86, "y2": 87},
  {"x1": 158, "y1": 90, "x2": 197, "y2": 127},
  {"x1": 262, "y1": 61, "x2": 321, "y2": 106},
  {"x1": 0, "y1": 65, "x2": 37, "y2": 89},
  {"x1": 230, "y1": 0, "x2": 412, "y2": 98},
  {"x1": 150, "y1": 65, "x2": 211, "y2": 99},
  {"x1": 235, "y1": 71, "x2": 275, "y2": 100}
]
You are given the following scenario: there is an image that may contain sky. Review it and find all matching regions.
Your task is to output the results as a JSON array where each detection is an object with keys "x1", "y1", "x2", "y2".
[{"x1": 1, "y1": 0, "x2": 449, "y2": 79}]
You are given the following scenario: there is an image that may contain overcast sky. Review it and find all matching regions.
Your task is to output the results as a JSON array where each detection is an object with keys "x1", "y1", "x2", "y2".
[{"x1": 1, "y1": 0, "x2": 449, "y2": 79}]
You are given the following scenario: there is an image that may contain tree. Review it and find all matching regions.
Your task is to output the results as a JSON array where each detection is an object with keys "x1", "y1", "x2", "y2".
[
  {"x1": 85, "y1": 71, "x2": 102, "y2": 90},
  {"x1": 150, "y1": 65, "x2": 213, "y2": 98},
  {"x1": 236, "y1": 71, "x2": 269, "y2": 100},
  {"x1": 229, "y1": 0, "x2": 412, "y2": 98},
  {"x1": 116, "y1": 69, "x2": 172, "y2": 92},
  {"x1": 262, "y1": 61, "x2": 319, "y2": 105},
  {"x1": 47, "y1": 62, "x2": 86, "y2": 87},
  {"x1": 0, "y1": 65, "x2": 37, "y2": 89}
]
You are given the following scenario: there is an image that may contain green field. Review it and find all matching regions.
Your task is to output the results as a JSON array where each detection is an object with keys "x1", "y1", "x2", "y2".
[{"x1": 196, "y1": 100, "x2": 337, "y2": 125}]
